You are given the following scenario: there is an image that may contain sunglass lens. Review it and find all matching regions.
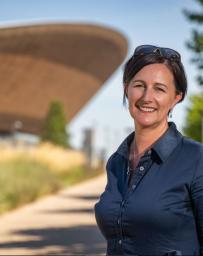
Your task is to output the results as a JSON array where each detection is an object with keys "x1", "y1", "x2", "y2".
[
  {"x1": 133, "y1": 45, "x2": 180, "y2": 60},
  {"x1": 134, "y1": 45, "x2": 157, "y2": 55}
]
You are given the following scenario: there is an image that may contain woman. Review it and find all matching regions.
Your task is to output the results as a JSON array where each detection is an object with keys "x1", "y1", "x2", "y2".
[{"x1": 94, "y1": 45, "x2": 203, "y2": 256}]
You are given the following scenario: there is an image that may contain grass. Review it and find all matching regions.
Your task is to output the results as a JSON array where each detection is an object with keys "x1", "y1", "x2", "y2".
[
  {"x1": 58, "y1": 165, "x2": 103, "y2": 187},
  {"x1": 0, "y1": 156, "x2": 103, "y2": 215}
]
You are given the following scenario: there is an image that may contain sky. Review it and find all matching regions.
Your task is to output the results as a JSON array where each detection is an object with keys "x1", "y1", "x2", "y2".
[{"x1": 0, "y1": 0, "x2": 201, "y2": 158}]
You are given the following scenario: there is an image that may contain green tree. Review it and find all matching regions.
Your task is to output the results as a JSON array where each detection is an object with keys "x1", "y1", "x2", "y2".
[
  {"x1": 183, "y1": 94, "x2": 203, "y2": 142},
  {"x1": 41, "y1": 101, "x2": 69, "y2": 148},
  {"x1": 184, "y1": 0, "x2": 203, "y2": 86},
  {"x1": 183, "y1": 0, "x2": 203, "y2": 142}
]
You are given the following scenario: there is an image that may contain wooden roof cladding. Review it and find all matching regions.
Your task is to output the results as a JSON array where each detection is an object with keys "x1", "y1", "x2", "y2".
[{"x1": 0, "y1": 23, "x2": 128, "y2": 134}]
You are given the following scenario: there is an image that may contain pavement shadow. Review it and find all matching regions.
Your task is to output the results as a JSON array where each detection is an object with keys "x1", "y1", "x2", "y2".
[
  {"x1": 40, "y1": 207, "x2": 94, "y2": 214},
  {"x1": 59, "y1": 194, "x2": 101, "y2": 201},
  {"x1": 0, "y1": 225, "x2": 106, "y2": 255}
]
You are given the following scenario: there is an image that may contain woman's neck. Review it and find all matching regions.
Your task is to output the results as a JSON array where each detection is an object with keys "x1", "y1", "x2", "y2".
[{"x1": 133, "y1": 121, "x2": 169, "y2": 155}]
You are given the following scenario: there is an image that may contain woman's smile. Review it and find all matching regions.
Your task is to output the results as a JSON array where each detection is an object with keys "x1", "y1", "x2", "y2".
[{"x1": 136, "y1": 105, "x2": 157, "y2": 113}]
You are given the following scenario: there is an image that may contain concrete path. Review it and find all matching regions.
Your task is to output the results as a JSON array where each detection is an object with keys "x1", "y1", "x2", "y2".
[{"x1": 0, "y1": 174, "x2": 107, "y2": 255}]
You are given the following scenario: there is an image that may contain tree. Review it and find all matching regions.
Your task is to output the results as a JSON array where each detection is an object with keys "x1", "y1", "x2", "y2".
[
  {"x1": 183, "y1": 94, "x2": 203, "y2": 142},
  {"x1": 184, "y1": 0, "x2": 203, "y2": 86},
  {"x1": 41, "y1": 101, "x2": 70, "y2": 148},
  {"x1": 183, "y1": 0, "x2": 203, "y2": 142}
]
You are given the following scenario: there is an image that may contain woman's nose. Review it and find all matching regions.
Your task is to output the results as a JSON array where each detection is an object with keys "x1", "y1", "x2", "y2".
[{"x1": 142, "y1": 87, "x2": 153, "y2": 101}]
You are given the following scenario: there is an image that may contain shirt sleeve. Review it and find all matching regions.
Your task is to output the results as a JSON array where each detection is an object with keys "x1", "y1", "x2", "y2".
[{"x1": 190, "y1": 146, "x2": 203, "y2": 255}]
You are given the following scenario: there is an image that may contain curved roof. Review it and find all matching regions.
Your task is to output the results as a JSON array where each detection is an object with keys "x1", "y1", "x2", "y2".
[{"x1": 0, "y1": 23, "x2": 128, "y2": 134}]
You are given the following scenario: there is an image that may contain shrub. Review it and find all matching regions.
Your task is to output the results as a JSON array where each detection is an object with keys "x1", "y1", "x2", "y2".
[{"x1": 41, "y1": 101, "x2": 70, "y2": 148}]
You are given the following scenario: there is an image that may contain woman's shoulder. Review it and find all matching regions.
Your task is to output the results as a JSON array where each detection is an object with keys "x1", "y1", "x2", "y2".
[
  {"x1": 182, "y1": 138, "x2": 203, "y2": 183},
  {"x1": 181, "y1": 136, "x2": 203, "y2": 160},
  {"x1": 106, "y1": 151, "x2": 122, "y2": 168},
  {"x1": 182, "y1": 135, "x2": 203, "y2": 150},
  {"x1": 105, "y1": 145, "x2": 129, "y2": 174}
]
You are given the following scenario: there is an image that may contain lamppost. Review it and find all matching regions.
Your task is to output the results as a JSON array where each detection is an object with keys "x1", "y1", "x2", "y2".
[{"x1": 12, "y1": 120, "x2": 23, "y2": 146}]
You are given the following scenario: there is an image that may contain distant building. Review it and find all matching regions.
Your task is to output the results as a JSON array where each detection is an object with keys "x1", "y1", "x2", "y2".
[
  {"x1": 82, "y1": 128, "x2": 94, "y2": 168},
  {"x1": 0, "y1": 23, "x2": 128, "y2": 137}
]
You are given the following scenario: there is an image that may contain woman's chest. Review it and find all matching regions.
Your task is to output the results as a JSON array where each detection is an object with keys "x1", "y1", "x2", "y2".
[{"x1": 102, "y1": 160, "x2": 194, "y2": 224}]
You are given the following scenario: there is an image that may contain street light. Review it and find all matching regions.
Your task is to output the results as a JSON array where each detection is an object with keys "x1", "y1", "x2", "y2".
[{"x1": 12, "y1": 120, "x2": 23, "y2": 146}]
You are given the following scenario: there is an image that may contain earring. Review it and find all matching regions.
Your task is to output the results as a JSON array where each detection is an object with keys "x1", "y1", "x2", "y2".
[{"x1": 169, "y1": 109, "x2": 173, "y2": 118}]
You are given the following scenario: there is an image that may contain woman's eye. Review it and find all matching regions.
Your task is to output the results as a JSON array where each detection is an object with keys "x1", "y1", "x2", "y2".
[
  {"x1": 155, "y1": 87, "x2": 166, "y2": 92},
  {"x1": 133, "y1": 84, "x2": 144, "y2": 88}
]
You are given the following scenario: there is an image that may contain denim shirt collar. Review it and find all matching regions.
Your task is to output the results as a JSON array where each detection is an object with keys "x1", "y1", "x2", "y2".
[{"x1": 116, "y1": 122, "x2": 183, "y2": 162}]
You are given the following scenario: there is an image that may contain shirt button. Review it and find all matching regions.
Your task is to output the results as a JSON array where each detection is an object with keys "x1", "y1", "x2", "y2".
[
  {"x1": 118, "y1": 239, "x2": 122, "y2": 245},
  {"x1": 132, "y1": 184, "x2": 137, "y2": 190},
  {"x1": 117, "y1": 219, "x2": 120, "y2": 225},
  {"x1": 148, "y1": 149, "x2": 152, "y2": 155},
  {"x1": 140, "y1": 166, "x2": 144, "y2": 171}
]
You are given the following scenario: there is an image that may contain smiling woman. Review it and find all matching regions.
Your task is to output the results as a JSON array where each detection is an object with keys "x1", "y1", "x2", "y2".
[
  {"x1": 126, "y1": 64, "x2": 182, "y2": 131},
  {"x1": 94, "y1": 45, "x2": 203, "y2": 255}
]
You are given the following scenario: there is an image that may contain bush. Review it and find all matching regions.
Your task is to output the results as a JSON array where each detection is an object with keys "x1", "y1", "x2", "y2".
[
  {"x1": 41, "y1": 101, "x2": 69, "y2": 148},
  {"x1": 0, "y1": 157, "x2": 60, "y2": 214},
  {"x1": 0, "y1": 156, "x2": 103, "y2": 214}
]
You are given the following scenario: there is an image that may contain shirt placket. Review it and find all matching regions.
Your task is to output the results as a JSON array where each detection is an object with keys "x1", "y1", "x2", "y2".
[
  {"x1": 115, "y1": 151, "x2": 153, "y2": 250},
  {"x1": 114, "y1": 161, "x2": 129, "y2": 253},
  {"x1": 127, "y1": 151, "x2": 152, "y2": 195}
]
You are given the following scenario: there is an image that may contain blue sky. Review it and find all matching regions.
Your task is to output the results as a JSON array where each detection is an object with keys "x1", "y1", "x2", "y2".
[{"x1": 0, "y1": 0, "x2": 201, "y2": 157}]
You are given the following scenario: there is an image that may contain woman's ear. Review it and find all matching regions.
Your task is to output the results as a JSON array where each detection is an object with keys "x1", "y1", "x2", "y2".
[
  {"x1": 124, "y1": 83, "x2": 128, "y2": 98},
  {"x1": 173, "y1": 92, "x2": 183, "y2": 106}
]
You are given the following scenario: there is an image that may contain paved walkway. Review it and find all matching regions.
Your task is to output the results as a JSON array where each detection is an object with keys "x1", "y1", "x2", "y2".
[{"x1": 0, "y1": 174, "x2": 107, "y2": 255}]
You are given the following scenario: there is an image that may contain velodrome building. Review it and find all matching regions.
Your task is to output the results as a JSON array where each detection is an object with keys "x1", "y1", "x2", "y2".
[{"x1": 0, "y1": 23, "x2": 128, "y2": 136}]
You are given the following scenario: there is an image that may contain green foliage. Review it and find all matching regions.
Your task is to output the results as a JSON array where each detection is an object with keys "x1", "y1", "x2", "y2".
[
  {"x1": 183, "y1": 1, "x2": 203, "y2": 142},
  {"x1": 58, "y1": 165, "x2": 103, "y2": 187},
  {"x1": 0, "y1": 156, "x2": 103, "y2": 215},
  {"x1": 0, "y1": 157, "x2": 60, "y2": 214},
  {"x1": 183, "y1": 94, "x2": 203, "y2": 142},
  {"x1": 41, "y1": 101, "x2": 69, "y2": 148},
  {"x1": 184, "y1": 0, "x2": 203, "y2": 86}
]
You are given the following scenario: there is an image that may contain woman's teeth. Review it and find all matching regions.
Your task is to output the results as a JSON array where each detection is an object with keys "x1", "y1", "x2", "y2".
[{"x1": 138, "y1": 106, "x2": 156, "y2": 112}]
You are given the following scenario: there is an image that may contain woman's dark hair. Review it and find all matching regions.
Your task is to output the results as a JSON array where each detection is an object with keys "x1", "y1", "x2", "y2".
[{"x1": 122, "y1": 52, "x2": 187, "y2": 105}]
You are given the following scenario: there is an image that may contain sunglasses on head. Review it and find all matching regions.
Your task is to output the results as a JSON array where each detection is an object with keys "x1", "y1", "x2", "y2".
[{"x1": 133, "y1": 45, "x2": 181, "y2": 61}]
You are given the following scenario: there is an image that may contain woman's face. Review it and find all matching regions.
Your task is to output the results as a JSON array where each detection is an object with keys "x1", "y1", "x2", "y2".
[{"x1": 126, "y1": 63, "x2": 182, "y2": 129}]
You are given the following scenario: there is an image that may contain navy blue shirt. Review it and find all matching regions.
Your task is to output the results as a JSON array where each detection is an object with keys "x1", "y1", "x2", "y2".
[{"x1": 94, "y1": 122, "x2": 203, "y2": 255}]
